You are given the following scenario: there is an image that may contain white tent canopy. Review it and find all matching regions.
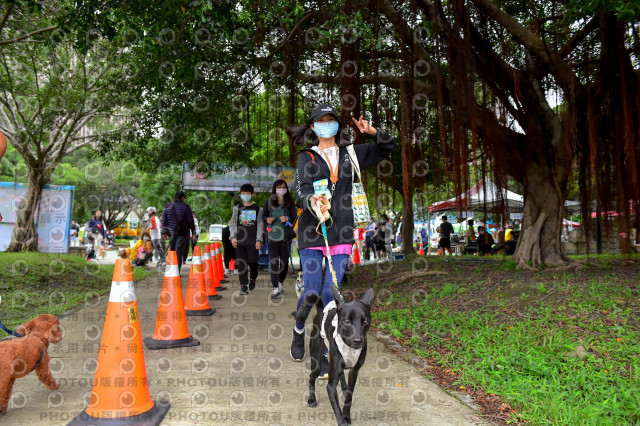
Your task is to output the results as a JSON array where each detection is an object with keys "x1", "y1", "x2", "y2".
[{"x1": 429, "y1": 178, "x2": 525, "y2": 213}]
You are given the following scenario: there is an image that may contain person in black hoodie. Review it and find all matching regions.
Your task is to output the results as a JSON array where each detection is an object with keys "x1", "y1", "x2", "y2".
[
  {"x1": 229, "y1": 184, "x2": 264, "y2": 295},
  {"x1": 161, "y1": 190, "x2": 196, "y2": 271},
  {"x1": 287, "y1": 103, "x2": 395, "y2": 369},
  {"x1": 263, "y1": 179, "x2": 298, "y2": 299}
]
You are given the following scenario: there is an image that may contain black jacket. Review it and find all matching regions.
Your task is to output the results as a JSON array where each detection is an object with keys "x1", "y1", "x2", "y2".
[
  {"x1": 294, "y1": 129, "x2": 395, "y2": 249},
  {"x1": 161, "y1": 199, "x2": 195, "y2": 237}
]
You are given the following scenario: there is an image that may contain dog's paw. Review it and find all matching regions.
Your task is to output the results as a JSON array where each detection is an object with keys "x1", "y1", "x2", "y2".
[
  {"x1": 47, "y1": 381, "x2": 60, "y2": 391},
  {"x1": 344, "y1": 415, "x2": 352, "y2": 425},
  {"x1": 307, "y1": 398, "x2": 318, "y2": 408}
]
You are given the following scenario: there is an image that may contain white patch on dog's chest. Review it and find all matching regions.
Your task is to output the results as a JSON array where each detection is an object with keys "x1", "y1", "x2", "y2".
[{"x1": 321, "y1": 301, "x2": 363, "y2": 369}]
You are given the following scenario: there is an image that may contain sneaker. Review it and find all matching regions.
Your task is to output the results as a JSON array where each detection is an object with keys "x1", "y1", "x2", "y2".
[
  {"x1": 240, "y1": 285, "x2": 248, "y2": 295},
  {"x1": 271, "y1": 287, "x2": 282, "y2": 299},
  {"x1": 249, "y1": 279, "x2": 256, "y2": 291},
  {"x1": 290, "y1": 328, "x2": 305, "y2": 361},
  {"x1": 188, "y1": 257, "x2": 193, "y2": 261},
  {"x1": 278, "y1": 282, "x2": 284, "y2": 295},
  {"x1": 318, "y1": 355, "x2": 329, "y2": 380},
  {"x1": 233, "y1": 270, "x2": 239, "y2": 275}
]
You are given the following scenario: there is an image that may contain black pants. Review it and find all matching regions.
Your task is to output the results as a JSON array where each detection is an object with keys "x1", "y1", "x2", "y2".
[
  {"x1": 364, "y1": 236, "x2": 376, "y2": 260},
  {"x1": 235, "y1": 244, "x2": 258, "y2": 286},
  {"x1": 183, "y1": 236, "x2": 198, "y2": 263},
  {"x1": 170, "y1": 234, "x2": 189, "y2": 271},
  {"x1": 267, "y1": 240, "x2": 289, "y2": 287}
]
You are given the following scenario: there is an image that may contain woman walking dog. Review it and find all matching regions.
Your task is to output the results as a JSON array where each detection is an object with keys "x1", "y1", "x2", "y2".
[{"x1": 287, "y1": 104, "x2": 395, "y2": 372}]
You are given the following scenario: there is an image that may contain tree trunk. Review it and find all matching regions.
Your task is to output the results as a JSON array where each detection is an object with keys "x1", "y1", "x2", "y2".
[
  {"x1": 400, "y1": 199, "x2": 415, "y2": 254},
  {"x1": 513, "y1": 162, "x2": 566, "y2": 268},
  {"x1": 6, "y1": 165, "x2": 52, "y2": 252}
]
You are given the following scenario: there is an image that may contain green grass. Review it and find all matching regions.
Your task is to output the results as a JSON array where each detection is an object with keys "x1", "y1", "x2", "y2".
[
  {"x1": 373, "y1": 280, "x2": 640, "y2": 425},
  {"x1": 0, "y1": 253, "x2": 153, "y2": 329}
]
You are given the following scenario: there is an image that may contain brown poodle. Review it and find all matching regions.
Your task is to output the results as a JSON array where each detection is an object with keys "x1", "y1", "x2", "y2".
[{"x1": 0, "y1": 314, "x2": 63, "y2": 413}]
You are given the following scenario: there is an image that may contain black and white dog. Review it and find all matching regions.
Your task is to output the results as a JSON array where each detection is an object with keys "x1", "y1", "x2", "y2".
[{"x1": 298, "y1": 285, "x2": 374, "y2": 426}]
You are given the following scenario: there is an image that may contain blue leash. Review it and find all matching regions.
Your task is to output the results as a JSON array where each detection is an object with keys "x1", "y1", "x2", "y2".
[
  {"x1": 0, "y1": 320, "x2": 23, "y2": 337},
  {"x1": 0, "y1": 319, "x2": 44, "y2": 369}
]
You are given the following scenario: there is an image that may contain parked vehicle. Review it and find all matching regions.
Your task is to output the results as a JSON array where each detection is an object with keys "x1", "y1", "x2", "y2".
[
  {"x1": 208, "y1": 224, "x2": 224, "y2": 241},
  {"x1": 113, "y1": 220, "x2": 141, "y2": 239}
]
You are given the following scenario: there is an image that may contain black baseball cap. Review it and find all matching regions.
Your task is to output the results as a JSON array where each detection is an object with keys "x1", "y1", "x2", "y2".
[
  {"x1": 175, "y1": 190, "x2": 186, "y2": 199},
  {"x1": 310, "y1": 104, "x2": 340, "y2": 123}
]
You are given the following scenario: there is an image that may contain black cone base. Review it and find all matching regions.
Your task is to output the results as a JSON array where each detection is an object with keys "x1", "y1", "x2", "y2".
[
  {"x1": 208, "y1": 294, "x2": 222, "y2": 300},
  {"x1": 216, "y1": 286, "x2": 227, "y2": 291},
  {"x1": 220, "y1": 279, "x2": 229, "y2": 283},
  {"x1": 67, "y1": 401, "x2": 170, "y2": 425},
  {"x1": 185, "y1": 307, "x2": 215, "y2": 316},
  {"x1": 143, "y1": 336, "x2": 200, "y2": 350}
]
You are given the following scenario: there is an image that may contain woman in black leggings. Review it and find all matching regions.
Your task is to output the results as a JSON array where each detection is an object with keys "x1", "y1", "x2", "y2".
[{"x1": 263, "y1": 179, "x2": 298, "y2": 299}]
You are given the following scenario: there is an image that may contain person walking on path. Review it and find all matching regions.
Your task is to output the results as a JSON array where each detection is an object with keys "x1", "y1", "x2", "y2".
[
  {"x1": 229, "y1": 184, "x2": 264, "y2": 295},
  {"x1": 147, "y1": 207, "x2": 165, "y2": 263},
  {"x1": 438, "y1": 215, "x2": 454, "y2": 255},
  {"x1": 161, "y1": 190, "x2": 196, "y2": 271},
  {"x1": 263, "y1": 179, "x2": 298, "y2": 299},
  {"x1": 287, "y1": 103, "x2": 395, "y2": 368},
  {"x1": 85, "y1": 210, "x2": 106, "y2": 261}
]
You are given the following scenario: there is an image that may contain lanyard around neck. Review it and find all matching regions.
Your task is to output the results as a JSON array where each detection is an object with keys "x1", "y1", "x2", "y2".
[{"x1": 320, "y1": 147, "x2": 339, "y2": 184}]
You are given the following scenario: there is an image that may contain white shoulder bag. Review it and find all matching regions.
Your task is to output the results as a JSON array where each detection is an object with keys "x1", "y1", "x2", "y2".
[{"x1": 346, "y1": 145, "x2": 370, "y2": 229}]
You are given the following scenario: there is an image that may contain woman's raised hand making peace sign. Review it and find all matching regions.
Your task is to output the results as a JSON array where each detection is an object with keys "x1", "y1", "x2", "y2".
[{"x1": 352, "y1": 115, "x2": 377, "y2": 136}]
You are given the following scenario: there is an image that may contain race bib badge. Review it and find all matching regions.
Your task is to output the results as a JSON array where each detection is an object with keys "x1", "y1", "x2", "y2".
[{"x1": 313, "y1": 178, "x2": 332, "y2": 200}]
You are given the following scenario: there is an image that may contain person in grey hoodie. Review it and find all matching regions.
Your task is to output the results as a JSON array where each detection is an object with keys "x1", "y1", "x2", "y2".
[{"x1": 229, "y1": 183, "x2": 264, "y2": 295}]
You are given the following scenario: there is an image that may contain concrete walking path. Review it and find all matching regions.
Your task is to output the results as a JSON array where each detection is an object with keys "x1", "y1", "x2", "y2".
[{"x1": 5, "y1": 264, "x2": 489, "y2": 425}]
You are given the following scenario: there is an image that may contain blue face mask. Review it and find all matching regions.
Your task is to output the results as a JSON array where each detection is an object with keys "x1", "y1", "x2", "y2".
[
  {"x1": 241, "y1": 194, "x2": 251, "y2": 202},
  {"x1": 313, "y1": 121, "x2": 339, "y2": 138}
]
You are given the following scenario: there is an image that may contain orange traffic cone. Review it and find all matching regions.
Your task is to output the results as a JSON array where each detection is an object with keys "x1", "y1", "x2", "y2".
[
  {"x1": 184, "y1": 246, "x2": 215, "y2": 316},
  {"x1": 68, "y1": 259, "x2": 170, "y2": 425},
  {"x1": 418, "y1": 242, "x2": 425, "y2": 255},
  {"x1": 215, "y1": 242, "x2": 229, "y2": 283},
  {"x1": 229, "y1": 258, "x2": 236, "y2": 270},
  {"x1": 211, "y1": 244, "x2": 227, "y2": 291},
  {"x1": 203, "y1": 245, "x2": 222, "y2": 300},
  {"x1": 144, "y1": 251, "x2": 199, "y2": 350},
  {"x1": 353, "y1": 244, "x2": 361, "y2": 264}
]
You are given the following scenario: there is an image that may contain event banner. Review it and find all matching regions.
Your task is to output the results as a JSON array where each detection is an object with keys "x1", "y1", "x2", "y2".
[
  {"x1": 0, "y1": 182, "x2": 75, "y2": 253},
  {"x1": 181, "y1": 163, "x2": 295, "y2": 193}
]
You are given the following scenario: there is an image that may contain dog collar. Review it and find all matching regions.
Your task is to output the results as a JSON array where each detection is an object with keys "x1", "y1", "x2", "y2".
[{"x1": 333, "y1": 331, "x2": 362, "y2": 369}]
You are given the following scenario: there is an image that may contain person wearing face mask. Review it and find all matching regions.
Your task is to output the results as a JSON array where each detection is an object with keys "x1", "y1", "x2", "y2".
[
  {"x1": 129, "y1": 231, "x2": 153, "y2": 267},
  {"x1": 477, "y1": 226, "x2": 495, "y2": 255},
  {"x1": 230, "y1": 183, "x2": 264, "y2": 295},
  {"x1": 263, "y1": 179, "x2": 298, "y2": 299},
  {"x1": 287, "y1": 103, "x2": 395, "y2": 369},
  {"x1": 376, "y1": 214, "x2": 394, "y2": 259}
]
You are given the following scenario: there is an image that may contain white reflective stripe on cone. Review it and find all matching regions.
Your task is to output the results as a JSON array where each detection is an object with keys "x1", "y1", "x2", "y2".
[
  {"x1": 192, "y1": 255, "x2": 202, "y2": 265},
  {"x1": 164, "y1": 264, "x2": 180, "y2": 277},
  {"x1": 203, "y1": 253, "x2": 211, "y2": 260},
  {"x1": 109, "y1": 281, "x2": 136, "y2": 303}
]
